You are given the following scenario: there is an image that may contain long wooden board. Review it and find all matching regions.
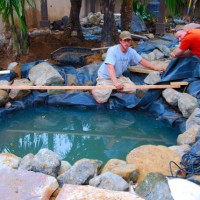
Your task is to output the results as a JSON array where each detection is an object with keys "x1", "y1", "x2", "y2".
[
  {"x1": 0, "y1": 82, "x2": 188, "y2": 90},
  {"x1": 128, "y1": 67, "x2": 154, "y2": 74}
]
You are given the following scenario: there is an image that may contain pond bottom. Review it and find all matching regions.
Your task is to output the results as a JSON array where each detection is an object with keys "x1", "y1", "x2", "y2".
[{"x1": 0, "y1": 106, "x2": 180, "y2": 163}]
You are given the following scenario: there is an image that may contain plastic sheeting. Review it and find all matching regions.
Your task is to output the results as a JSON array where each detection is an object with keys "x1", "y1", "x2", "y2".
[
  {"x1": 0, "y1": 71, "x2": 17, "y2": 81},
  {"x1": 135, "y1": 34, "x2": 178, "y2": 54},
  {"x1": 0, "y1": 54, "x2": 200, "y2": 131}
]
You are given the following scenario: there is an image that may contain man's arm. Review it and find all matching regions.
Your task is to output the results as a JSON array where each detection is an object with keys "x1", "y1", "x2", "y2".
[
  {"x1": 139, "y1": 58, "x2": 166, "y2": 72},
  {"x1": 107, "y1": 64, "x2": 124, "y2": 90},
  {"x1": 170, "y1": 48, "x2": 193, "y2": 58}
]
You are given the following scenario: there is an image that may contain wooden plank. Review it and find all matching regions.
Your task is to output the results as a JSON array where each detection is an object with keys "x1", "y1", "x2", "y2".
[
  {"x1": 170, "y1": 82, "x2": 188, "y2": 86},
  {"x1": 131, "y1": 33, "x2": 148, "y2": 40},
  {"x1": 91, "y1": 46, "x2": 110, "y2": 51},
  {"x1": 0, "y1": 84, "x2": 183, "y2": 90},
  {"x1": 128, "y1": 67, "x2": 154, "y2": 74}
]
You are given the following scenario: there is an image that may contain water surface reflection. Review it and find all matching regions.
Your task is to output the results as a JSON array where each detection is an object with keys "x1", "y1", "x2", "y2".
[{"x1": 0, "y1": 106, "x2": 180, "y2": 163}]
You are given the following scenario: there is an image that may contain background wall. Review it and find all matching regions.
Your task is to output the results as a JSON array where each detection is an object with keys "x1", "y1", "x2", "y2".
[{"x1": 0, "y1": 0, "x2": 122, "y2": 32}]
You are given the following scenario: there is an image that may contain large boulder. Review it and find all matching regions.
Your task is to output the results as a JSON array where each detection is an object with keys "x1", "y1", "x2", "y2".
[
  {"x1": 56, "y1": 184, "x2": 144, "y2": 200},
  {"x1": 126, "y1": 145, "x2": 181, "y2": 183},
  {"x1": 9, "y1": 78, "x2": 33, "y2": 100},
  {"x1": 0, "y1": 168, "x2": 58, "y2": 200},
  {"x1": 28, "y1": 62, "x2": 64, "y2": 86}
]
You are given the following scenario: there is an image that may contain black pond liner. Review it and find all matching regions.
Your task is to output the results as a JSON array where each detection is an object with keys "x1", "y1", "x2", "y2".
[
  {"x1": 50, "y1": 46, "x2": 99, "y2": 66},
  {"x1": 1, "y1": 56, "x2": 200, "y2": 135}
]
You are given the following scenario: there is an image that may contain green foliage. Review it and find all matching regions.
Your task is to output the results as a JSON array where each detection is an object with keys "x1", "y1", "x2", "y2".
[
  {"x1": 131, "y1": 0, "x2": 187, "y2": 19},
  {"x1": 132, "y1": 0, "x2": 153, "y2": 22},
  {"x1": 165, "y1": 0, "x2": 186, "y2": 17},
  {"x1": 0, "y1": 0, "x2": 35, "y2": 54}
]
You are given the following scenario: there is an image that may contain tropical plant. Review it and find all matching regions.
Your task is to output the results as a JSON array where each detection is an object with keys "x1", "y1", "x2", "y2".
[
  {"x1": 0, "y1": 0, "x2": 34, "y2": 57},
  {"x1": 165, "y1": 0, "x2": 186, "y2": 17},
  {"x1": 132, "y1": 0, "x2": 153, "y2": 23},
  {"x1": 132, "y1": 0, "x2": 187, "y2": 19}
]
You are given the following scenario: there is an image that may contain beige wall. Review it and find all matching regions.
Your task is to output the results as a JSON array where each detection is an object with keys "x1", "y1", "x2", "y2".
[
  {"x1": 0, "y1": 0, "x2": 122, "y2": 32},
  {"x1": 25, "y1": 0, "x2": 92, "y2": 28}
]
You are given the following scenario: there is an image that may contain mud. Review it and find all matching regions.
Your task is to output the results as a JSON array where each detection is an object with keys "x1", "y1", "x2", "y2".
[{"x1": 0, "y1": 31, "x2": 102, "y2": 70}]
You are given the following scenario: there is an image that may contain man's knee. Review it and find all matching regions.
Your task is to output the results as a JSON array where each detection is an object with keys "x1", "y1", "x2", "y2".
[{"x1": 92, "y1": 89, "x2": 110, "y2": 104}]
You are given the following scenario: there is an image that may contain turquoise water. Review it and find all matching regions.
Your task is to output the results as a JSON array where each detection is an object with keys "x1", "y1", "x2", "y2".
[{"x1": 0, "y1": 106, "x2": 180, "y2": 164}]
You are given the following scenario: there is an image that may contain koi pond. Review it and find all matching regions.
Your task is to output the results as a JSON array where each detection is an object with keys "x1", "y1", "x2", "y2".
[{"x1": 0, "y1": 106, "x2": 180, "y2": 163}]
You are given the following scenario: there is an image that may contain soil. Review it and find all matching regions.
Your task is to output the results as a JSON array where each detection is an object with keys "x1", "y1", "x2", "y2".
[{"x1": 0, "y1": 31, "x2": 103, "y2": 71}]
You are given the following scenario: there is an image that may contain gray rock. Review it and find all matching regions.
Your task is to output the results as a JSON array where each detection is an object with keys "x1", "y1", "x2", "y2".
[
  {"x1": 0, "y1": 80, "x2": 10, "y2": 93},
  {"x1": 56, "y1": 184, "x2": 144, "y2": 200},
  {"x1": 9, "y1": 79, "x2": 33, "y2": 100},
  {"x1": 18, "y1": 153, "x2": 34, "y2": 171},
  {"x1": 57, "y1": 158, "x2": 102, "y2": 186},
  {"x1": 136, "y1": 173, "x2": 173, "y2": 200},
  {"x1": 156, "y1": 45, "x2": 170, "y2": 57},
  {"x1": 186, "y1": 108, "x2": 200, "y2": 130},
  {"x1": 162, "y1": 88, "x2": 181, "y2": 107},
  {"x1": 29, "y1": 62, "x2": 64, "y2": 86},
  {"x1": 89, "y1": 171, "x2": 129, "y2": 191},
  {"x1": 0, "y1": 167, "x2": 58, "y2": 200},
  {"x1": 32, "y1": 148, "x2": 61, "y2": 177},
  {"x1": 169, "y1": 144, "x2": 191, "y2": 157},
  {"x1": 144, "y1": 71, "x2": 161, "y2": 85},
  {"x1": 142, "y1": 49, "x2": 164, "y2": 61},
  {"x1": 178, "y1": 93, "x2": 199, "y2": 118},
  {"x1": 0, "y1": 153, "x2": 21, "y2": 169},
  {"x1": 177, "y1": 125, "x2": 200, "y2": 145},
  {"x1": 57, "y1": 160, "x2": 71, "y2": 176}
]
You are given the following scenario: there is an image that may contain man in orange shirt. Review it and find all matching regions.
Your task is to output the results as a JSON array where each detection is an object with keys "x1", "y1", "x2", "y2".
[{"x1": 170, "y1": 29, "x2": 200, "y2": 58}]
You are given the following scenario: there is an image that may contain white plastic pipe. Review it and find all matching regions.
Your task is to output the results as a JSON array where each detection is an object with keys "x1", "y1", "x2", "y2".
[{"x1": 0, "y1": 70, "x2": 11, "y2": 75}]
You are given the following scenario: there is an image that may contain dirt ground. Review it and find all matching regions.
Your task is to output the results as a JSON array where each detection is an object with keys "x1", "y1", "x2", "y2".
[{"x1": 0, "y1": 31, "x2": 103, "y2": 71}]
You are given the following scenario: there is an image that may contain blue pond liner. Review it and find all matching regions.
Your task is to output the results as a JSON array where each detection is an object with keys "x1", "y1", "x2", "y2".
[
  {"x1": 1, "y1": 56, "x2": 200, "y2": 133},
  {"x1": 50, "y1": 46, "x2": 99, "y2": 66},
  {"x1": 0, "y1": 71, "x2": 17, "y2": 81},
  {"x1": 135, "y1": 34, "x2": 179, "y2": 54},
  {"x1": 0, "y1": 31, "x2": 199, "y2": 129}
]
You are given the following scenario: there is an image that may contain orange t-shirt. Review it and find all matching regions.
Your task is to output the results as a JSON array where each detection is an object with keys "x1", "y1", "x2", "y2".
[{"x1": 179, "y1": 29, "x2": 200, "y2": 57}]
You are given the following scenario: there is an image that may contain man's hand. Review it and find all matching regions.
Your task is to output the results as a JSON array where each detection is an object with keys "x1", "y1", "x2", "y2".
[
  {"x1": 114, "y1": 82, "x2": 124, "y2": 91},
  {"x1": 170, "y1": 52, "x2": 176, "y2": 58},
  {"x1": 139, "y1": 58, "x2": 165, "y2": 72},
  {"x1": 153, "y1": 66, "x2": 166, "y2": 72}
]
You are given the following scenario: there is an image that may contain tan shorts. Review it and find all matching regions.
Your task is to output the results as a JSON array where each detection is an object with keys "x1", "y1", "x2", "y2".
[{"x1": 92, "y1": 76, "x2": 136, "y2": 103}]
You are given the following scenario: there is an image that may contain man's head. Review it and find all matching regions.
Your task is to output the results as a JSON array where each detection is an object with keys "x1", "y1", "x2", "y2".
[
  {"x1": 174, "y1": 29, "x2": 187, "y2": 41},
  {"x1": 119, "y1": 31, "x2": 132, "y2": 41},
  {"x1": 119, "y1": 31, "x2": 132, "y2": 52}
]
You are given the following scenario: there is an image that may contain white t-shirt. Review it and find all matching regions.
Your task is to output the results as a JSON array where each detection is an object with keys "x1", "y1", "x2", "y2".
[{"x1": 98, "y1": 44, "x2": 142, "y2": 79}]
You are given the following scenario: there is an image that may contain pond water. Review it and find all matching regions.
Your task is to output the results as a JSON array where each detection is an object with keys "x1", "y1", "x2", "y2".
[{"x1": 0, "y1": 106, "x2": 180, "y2": 164}]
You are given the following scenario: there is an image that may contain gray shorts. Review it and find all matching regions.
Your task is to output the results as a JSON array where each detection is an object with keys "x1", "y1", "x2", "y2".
[{"x1": 92, "y1": 76, "x2": 136, "y2": 103}]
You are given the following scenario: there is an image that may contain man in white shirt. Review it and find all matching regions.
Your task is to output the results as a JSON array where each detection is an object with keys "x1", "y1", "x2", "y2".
[{"x1": 92, "y1": 31, "x2": 166, "y2": 103}]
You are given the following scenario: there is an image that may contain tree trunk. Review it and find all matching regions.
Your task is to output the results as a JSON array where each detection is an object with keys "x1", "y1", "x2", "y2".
[
  {"x1": 101, "y1": 0, "x2": 118, "y2": 47},
  {"x1": 121, "y1": 0, "x2": 133, "y2": 31},
  {"x1": 64, "y1": 0, "x2": 84, "y2": 40}
]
